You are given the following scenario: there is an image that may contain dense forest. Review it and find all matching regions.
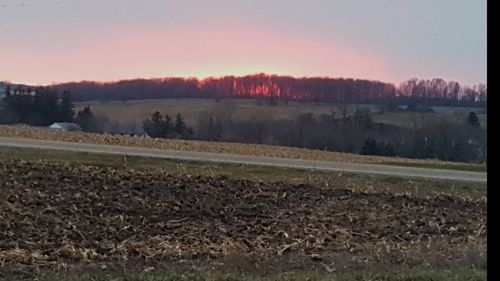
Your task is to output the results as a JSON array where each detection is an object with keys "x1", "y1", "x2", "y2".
[
  {"x1": 50, "y1": 74, "x2": 487, "y2": 107},
  {"x1": 0, "y1": 86, "x2": 74, "y2": 125},
  {"x1": 0, "y1": 86, "x2": 102, "y2": 132}
]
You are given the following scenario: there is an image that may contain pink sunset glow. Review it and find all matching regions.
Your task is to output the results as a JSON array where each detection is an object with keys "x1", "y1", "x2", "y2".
[{"x1": 0, "y1": 26, "x2": 393, "y2": 85}]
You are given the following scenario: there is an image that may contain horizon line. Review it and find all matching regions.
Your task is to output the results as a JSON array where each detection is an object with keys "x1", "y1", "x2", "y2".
[{"x1": 1, "y1": 72, "x2": 486, "y2": 87}]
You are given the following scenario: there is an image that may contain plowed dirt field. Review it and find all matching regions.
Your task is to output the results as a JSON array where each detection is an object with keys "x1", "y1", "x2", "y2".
[{"x1": 0, "y1": 160, "x2": 486, "y2": 279}]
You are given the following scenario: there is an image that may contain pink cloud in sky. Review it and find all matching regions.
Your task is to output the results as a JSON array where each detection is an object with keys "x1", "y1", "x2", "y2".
[{"x1": 0, "y1": 25, "x2": 395, "y2": 85}]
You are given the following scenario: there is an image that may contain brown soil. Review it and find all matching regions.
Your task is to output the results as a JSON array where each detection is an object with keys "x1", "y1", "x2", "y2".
[{"x1": 0, "y1": 160, "x2": 486, "y2": 279}]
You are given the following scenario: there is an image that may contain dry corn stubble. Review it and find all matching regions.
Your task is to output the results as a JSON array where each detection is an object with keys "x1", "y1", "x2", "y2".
[
  {"x1": 0, "y1": 159, "x2": 486, "y2": 276},
  {"x1": 0, "y1": 125, "x2": 471, "y2": 166}
]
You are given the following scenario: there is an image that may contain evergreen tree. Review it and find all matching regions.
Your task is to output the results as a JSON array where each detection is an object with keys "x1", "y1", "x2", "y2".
[
  {"x1": 0, "y1": 85, "x2": 18, "y2": 124},
  {"x1": 163, "y1": 114, "x2": 173, "y2": 136},
  {"x1": 143, "y1": 111, "x2": 174, "y2": 138},
  {"x1": 4, "y1": 85, "x2": 11, "y2": 99},
  {"x1": 30, "y1": 88, "x2": 58, "y2": 125},
  {"x1": 151, "y1": 111, "x2": 163, "y2": 135},
  {"x1": 467, "y1": 111, "x2": 480, "y2": 127},
  {"x1": 174, "y1": 113, "x2": 186, "y2": 135},
  {"x1": 8, "y1": 92, "x2": 34, "y2": 124},
  {"x1": 143, "y1": 111, "x2": 163, "y2": 138},
  {"x1": 58, "y1": 91, "x2": 75, "y2": 122},
  {"x1": 74, "y1": 106, "x2": 99, "y2": 132}
]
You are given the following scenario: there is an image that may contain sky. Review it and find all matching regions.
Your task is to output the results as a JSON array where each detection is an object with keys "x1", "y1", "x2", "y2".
[{"x1": 0, "y1": 0, "x2": 487, "y2": 85}]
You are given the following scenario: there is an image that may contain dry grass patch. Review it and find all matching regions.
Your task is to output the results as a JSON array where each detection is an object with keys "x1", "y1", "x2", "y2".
[{"x1": 0, "y1": 125, "x2": 483, "y2": 170}]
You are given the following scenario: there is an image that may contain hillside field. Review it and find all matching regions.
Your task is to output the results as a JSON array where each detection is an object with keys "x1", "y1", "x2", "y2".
[{"x1": 75, "y1": 98, "x2": 487, "y2": 129}]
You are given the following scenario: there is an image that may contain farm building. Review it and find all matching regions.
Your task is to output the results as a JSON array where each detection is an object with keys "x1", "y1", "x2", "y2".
[{"x1": 48, "y1": 122, "x2": 82, "y2": 131}]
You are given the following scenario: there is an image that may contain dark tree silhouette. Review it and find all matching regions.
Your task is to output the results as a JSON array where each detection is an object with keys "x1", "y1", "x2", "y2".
[
  {"x1": 74, "y1": 106, "x2": 99, "y2": 132},
  {"x1": 30, "y1": 87, "x2": 58, "y2": 126},
  {"x1": 53, "y1": 75, "x2": 486, "y2": 107},
  {"x1": 58, "y1": 91, "x2": 75, "y2": 122},
  {"x1": 143, "y1": 112, "x2": 191, "y2": 138},
  {"x1": 0, "y1": 86, "x2": 76, "y2": 125},
  {"x1": 360, "y1": 138, "x2": 379, "y2": 155},
  {"x1": 4, "y1": 85, "x2": 11, "y2": 98},
  {"x1": 467, "y1": 111, "x2": 480, "y2": 127},
  {"x1": 164, "y1": 114, "x2": 173, "y2": 136},
  {"x1": 174, "y1": 113, "x2": 187, "y2": 135},
  {"x1": 143, "y1": 111, "x2": 165, "y2": 138}
]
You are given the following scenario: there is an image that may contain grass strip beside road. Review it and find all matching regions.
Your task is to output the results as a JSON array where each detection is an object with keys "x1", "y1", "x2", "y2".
[
  {"x1": 381, "y1": 161, "x2": 487, "y2": 172},
  {"x1": 0, "y1": 125, "x2": 486, "y2": 172},
  {"x1": 0, "y1": 146, "x2": 486, "y2": 200}
]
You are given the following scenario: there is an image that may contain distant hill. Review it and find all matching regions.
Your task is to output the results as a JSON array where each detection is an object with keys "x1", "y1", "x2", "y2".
[
  {"x1": 3, "y1": 74, "x2": 487, "y2": 107},
  {"x1": 54, "y1": 74, "x2": 486, "y2": 107}
]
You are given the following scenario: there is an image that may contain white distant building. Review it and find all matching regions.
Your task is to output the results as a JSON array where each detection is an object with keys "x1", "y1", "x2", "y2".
[{"x1": 48, "y1": 122, "x2": 82, "y2": 132}]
